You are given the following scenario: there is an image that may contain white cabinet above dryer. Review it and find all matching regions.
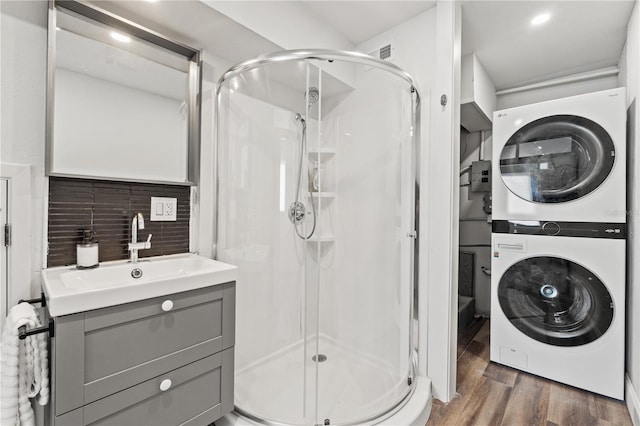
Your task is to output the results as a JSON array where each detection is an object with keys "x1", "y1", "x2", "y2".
[{"x1": 461, "y1": 54, "x2": 497, "y2": 132}]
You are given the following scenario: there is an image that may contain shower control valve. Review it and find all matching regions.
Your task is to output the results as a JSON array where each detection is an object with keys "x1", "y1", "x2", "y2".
[{"x1": 288, "y1": 201, "x2": 306, "y2": 224}]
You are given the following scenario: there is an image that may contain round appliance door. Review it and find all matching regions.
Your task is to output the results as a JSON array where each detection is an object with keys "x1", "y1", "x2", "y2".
[
  {"x1": 498, "y1": 256, "x2": 614, "y2": 346},
  {"x1": 499, "y1": 115, "x2": 615, "y2": 203}
]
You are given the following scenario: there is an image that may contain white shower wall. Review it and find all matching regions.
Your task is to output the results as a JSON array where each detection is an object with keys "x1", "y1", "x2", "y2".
[
  {"x1": 218, "y1": 91, "x2": 306, "y2": 372},
  {"x1": 221, "y1": 71, "x2": 414, "y2": 378}
]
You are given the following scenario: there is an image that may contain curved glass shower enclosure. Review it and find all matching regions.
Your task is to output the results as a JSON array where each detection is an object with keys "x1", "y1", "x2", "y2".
[{"x1": 215, "y1": 50, "x2": 420, "y2": 425}]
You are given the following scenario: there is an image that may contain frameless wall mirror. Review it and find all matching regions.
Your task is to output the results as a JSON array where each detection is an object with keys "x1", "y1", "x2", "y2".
[{"x1": 47, "y1": 0, "x2": 201, "y2": 184}]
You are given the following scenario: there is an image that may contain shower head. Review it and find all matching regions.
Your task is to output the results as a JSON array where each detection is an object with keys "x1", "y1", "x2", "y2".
[
  {"x1": 305, "y1": 87, "x2": 319, "y2": 105},
  {"x1": 295, "y1": 113, "x2": 306, "y2": 124}
]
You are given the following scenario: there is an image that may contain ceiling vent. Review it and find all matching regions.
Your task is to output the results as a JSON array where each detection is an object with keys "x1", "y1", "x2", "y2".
[{"x1": 369, "y1": 43, "x2": 395, "y2": 62}]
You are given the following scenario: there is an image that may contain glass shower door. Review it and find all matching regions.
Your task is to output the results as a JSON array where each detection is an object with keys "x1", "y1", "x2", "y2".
[
  {"x1": 302, "y1": 61, "x2": 325, "y2": 426},
  {"x1": 296, "y1": 60, "x2": 325, "y2": 426},
  {"x1": 310, "y1": 62, "x2": 416, "y2": 425},
  {"x1": 216, "y1": 60, "x2": 323, "y2": 425}
]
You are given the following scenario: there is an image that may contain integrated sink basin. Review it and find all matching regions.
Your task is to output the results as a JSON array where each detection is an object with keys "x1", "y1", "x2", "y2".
[{"x1": 42, "y1": 253, "x2": 237, "y2": 316}]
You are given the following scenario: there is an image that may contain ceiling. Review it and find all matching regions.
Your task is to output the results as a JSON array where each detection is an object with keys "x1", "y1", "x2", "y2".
[
  {"x1": 461, "y1": 0, "x2": 636, "y2": 90},
  {"x1": 89, "y1": 0, "x2": 282, "y2": 64},
  {"x1": 89, "y1": 1, "x2": 635, "y2": 92}
]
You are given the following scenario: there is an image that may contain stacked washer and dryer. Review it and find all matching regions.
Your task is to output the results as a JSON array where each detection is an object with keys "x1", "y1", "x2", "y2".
[{"x1": 490, "y1": 88, "x2": 627, "y2": 399}]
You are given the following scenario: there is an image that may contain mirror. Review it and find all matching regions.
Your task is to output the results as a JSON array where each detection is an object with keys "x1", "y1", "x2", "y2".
[{"x1": 47, "y1": 1, "x2": 200, "y2": 184}]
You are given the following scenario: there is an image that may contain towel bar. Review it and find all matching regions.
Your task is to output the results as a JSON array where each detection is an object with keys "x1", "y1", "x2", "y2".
[
  {"x1": 17, "y1": 294, "x2": 54, "y2": 340},
  {"x1": 18, "y1": 292, "x2": 47, "y2": 307},
  {"x1": 18, "y1": 320, "x2": 54, "y2": 340}
]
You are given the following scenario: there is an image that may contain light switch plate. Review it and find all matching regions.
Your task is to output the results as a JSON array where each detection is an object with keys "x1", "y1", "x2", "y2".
[{"x1": 150, "y1": 197, "x2": 177, "y2": 221}]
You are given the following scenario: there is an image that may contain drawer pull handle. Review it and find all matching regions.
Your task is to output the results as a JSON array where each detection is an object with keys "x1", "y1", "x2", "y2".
[
  {"x1": 160, "y1": 379, "x2": 172, "y2": 392},
  {"x1": 161, "y1": 300, "x2": 174, "y2": 312}
]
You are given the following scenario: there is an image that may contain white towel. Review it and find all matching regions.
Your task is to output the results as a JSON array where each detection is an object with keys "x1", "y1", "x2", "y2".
[{"x1": 0, "y1": 303, "x2": 50, "y2": 426}]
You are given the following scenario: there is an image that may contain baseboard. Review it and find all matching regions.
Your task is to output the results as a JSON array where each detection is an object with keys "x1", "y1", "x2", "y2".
[{"x1": 626, "y1": 374, "x2": 640, "y2": 426}]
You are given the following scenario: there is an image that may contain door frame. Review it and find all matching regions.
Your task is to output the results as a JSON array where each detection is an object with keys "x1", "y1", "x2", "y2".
[{"x1": 0, "y1": 163, "x2": 33, "y2": 317}]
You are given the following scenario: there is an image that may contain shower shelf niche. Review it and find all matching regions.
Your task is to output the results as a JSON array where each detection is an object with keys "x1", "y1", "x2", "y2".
[
  {"x1": 307, "y1": 192, "x2": 336, "y2": 199},
  {"x1": 307, "y1": 235, "x2": 335, "y2": 243},
  {"x1": 308, "y1": 147, "x2": 336, "y2": 162}
]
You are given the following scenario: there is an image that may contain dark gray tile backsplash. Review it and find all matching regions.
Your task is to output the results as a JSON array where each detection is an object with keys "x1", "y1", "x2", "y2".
[{"x1": 48, "y1": 177, "x2": 190, "y2": 267}]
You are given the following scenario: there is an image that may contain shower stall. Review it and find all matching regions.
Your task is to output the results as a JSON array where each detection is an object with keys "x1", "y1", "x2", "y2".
[{"x1": 215, "y1": 50, "x2": 422, "y2": 425}]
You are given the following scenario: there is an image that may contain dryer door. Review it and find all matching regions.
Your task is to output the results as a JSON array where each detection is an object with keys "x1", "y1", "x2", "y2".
[
  {"x1": 498, "y1": 256, "x2": 614, "y2": 346},
  {"x1": 499, "y1": 115, "x2": 615, "y2": 203}
]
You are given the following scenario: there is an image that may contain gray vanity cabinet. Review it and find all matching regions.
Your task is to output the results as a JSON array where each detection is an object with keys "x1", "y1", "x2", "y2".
[{"x1": 49, "y1": 282, "x2": 235, "y2": 426}]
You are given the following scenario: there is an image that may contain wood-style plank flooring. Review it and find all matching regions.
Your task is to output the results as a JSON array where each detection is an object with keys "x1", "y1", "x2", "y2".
[{"x1": 426, "y1": 319, "x2": 632, "y2": 426}]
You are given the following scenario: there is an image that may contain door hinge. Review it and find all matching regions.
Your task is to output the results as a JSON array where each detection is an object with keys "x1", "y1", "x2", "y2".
[{"x1": 4, "y1": 224, "x2": 10, "y2": 247}]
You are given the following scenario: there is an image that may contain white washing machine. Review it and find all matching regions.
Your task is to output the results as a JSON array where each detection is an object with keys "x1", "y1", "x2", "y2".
[
  {"x1": 492, "y1": 88, "x2": 626, "y2": 223},
  {"x1": 490, "y1": 221, "x2": 625, "y2": 399}
]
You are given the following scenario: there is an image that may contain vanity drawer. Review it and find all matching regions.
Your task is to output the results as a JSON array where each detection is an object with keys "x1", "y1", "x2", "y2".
[
  {"x1": 54, "y1": 283, "x2": 235, "y2": 416},
  {"x1": 86, "y1": 348, "x2": 233, "y2": 426},
  {"x1": 53, "y1": 348, "x2": 234, "y2": 426}
]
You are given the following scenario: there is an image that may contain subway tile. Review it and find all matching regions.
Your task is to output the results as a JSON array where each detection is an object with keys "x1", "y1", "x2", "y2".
[{"x1": 48, "y1": 177, "x2": 190, "y2": 267}]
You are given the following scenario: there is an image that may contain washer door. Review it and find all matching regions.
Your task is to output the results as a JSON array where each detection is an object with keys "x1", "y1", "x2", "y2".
[
  {"x1": 498, "y1": 256, "x2": 614, "y2": 346},
  {"x1": 499, "y1": 115, "x2": 615, "y2": 203}
]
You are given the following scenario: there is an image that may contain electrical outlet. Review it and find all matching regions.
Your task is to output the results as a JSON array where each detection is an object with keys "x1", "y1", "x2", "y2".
[{"x1": 150, "y1": 197, "x2": 177, "y2": 221}]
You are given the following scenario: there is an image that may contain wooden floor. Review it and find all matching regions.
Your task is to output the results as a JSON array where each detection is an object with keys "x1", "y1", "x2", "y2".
[{"x1": 426, "y1": 319, "x2": 632, "y2": 426}]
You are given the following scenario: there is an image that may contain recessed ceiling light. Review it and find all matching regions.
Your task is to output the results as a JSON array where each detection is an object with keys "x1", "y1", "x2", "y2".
[
  {"x1": 111, "y1": 32, "x2": 131, "y2": 43},
  {"x1": 531, "y1": 13, "x2": 551, "y2": 26}
]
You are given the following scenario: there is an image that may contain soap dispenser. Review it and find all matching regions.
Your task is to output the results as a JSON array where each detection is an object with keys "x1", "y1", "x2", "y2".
[{"x1": 77, "y1": 229, "x2": 99, "y2": 269}]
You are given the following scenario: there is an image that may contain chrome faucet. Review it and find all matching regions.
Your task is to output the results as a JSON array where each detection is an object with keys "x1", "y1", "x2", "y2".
[{"x1": 128, "y1": 212, "x2": 152, "y2": 263}]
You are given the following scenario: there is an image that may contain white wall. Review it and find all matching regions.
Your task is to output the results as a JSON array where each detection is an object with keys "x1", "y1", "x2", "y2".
[
  {"x1": 0, "y1": 1, "x2": 48, "y2": 301},
  {"x1": 203, "y1": 1, "x2": 353, "y2": 52},
  {"x1": 620, "y1": 1, "x2": 640, "y2": 424}
]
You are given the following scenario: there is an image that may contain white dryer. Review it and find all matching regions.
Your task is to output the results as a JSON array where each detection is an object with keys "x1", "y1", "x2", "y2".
[
  {"x1": 492, "y1": 88, "x2": 626, "y2": 223},
  {"x1": 490, "y1": 220, "x2": 625, "y2": 399}
]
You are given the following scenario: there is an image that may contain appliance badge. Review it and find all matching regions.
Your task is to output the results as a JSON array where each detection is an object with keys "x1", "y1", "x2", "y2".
[{"x1": 497, "y1": 113, "x2": 508, "y2": 118}]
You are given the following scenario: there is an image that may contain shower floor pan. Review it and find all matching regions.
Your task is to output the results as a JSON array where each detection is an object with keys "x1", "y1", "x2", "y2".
[{"x1": 231, "y1": 334, "x2": 416, "y2": 425}]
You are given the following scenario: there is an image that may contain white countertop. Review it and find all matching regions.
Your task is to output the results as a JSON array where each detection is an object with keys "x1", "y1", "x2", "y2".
[{"x1": 42, "y1": 253, "x2": 237, "y2": 317}]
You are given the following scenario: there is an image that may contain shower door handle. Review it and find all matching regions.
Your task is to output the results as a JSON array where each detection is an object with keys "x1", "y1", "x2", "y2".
[{"x1": 407, "y1": 231, "x2": 417, "y2": 239}]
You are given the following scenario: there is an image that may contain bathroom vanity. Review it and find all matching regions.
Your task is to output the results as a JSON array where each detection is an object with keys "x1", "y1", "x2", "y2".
[{"x1": 41, "y1": 254, "x2": 237, "y2": 426}]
